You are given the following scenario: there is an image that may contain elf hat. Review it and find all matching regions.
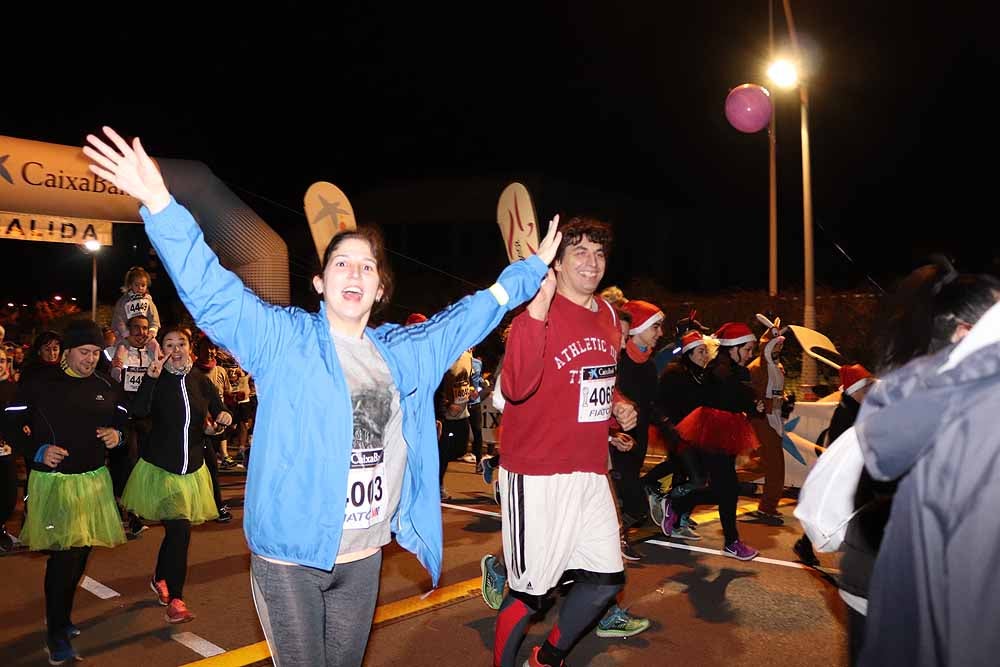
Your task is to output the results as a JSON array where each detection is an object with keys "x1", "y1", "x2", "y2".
[
  {"x1": 714, "y1": 322, "x2": 756, "y2": 347},
  {"x1": 620, "y1": 300, "x2": 664, "y2": 336},
  {"x1": 680, "y1": 331, "x2": 707, "y2": 353},
  {"x1": 839, "y1": 364, "x2": 874, "y2": 396}
]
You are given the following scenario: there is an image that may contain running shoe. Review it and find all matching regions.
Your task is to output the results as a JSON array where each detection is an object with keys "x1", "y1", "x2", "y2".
[
  {"x1": 0, "y1": 525, "x2": 14, "y2": 552},
  {"x1": 620, "y1": 538, "x2": 642, "y2": 562},
  {"x1": 793, "y1": 536, "x2": 820, "y2": 567},
  {"x1": 595, "y1": 604, "x2": 651, "y2": 638},
  {"x1": 480, "y1": 554, "x2": 507, "y2": 610},
  {"x1": 44, "y1": 634, "x2": 79, "y2": 665},
  {"x1": 216, "y1": 505, "x2": 233, "y2": 523},
  {"x1": 670, "y1": 525, "x2": 702, "y2": 541},
  {"x1": 150, "y1": 578, "x2": 170, "y2": 606},
  {"x1": 460, "y1": 452, "x2": 478, "y2": 464},
  {"x1": 166, "y1": 598, "x2": 195, "y2": 624},
  {"x1": 645, "y1": 487, "x2": 665, "y2": 526},
  {"x1": 523, "y1": 646, "x2": 566, "y2": 667},
  {"x1": 750, "y1": 509, "x2": 785, "y2": 525},
  {"x1": 723, "y1": 540, "x2": 760, "y2": 561},
  {"x1": 659, "y1": 499, "x2": 678, "y2": 537},
  {"x1": 481, "y1": 456, "x2": 496, "y2": 485},
  {"x1": 65, "y1": 624, "x2": 81, "y2": 639},
  {"x1": 127, "y1": 513, "x2": 148, "y2": 539}
]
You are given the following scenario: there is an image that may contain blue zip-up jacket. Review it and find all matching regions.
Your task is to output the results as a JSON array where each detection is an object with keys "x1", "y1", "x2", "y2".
[{"x1": 141, "y1": 198, "x2": 546, "y2": 580}]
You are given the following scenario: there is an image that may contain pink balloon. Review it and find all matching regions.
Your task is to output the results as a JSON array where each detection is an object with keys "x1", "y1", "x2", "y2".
[{"x1": 725, "y1": 84, "x2": 773, "y2": 133}]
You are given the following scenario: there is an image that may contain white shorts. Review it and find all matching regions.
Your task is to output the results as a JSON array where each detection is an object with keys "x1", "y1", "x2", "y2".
[{"x1": 499, "y1": 468, "x2": 623, "y2": 595}]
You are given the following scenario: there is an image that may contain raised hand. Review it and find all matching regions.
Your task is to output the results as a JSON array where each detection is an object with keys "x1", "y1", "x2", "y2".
[
  {"x1": 533, "y1": 215, "x2": 563, "y2": 267},
  {"x1": 146, "y1": 354, "x2": 165, "y2": 378},
  {"x1": 526, "y1": 269, "x2": 557, "y2": 322},
  {"x1": 83, "y1": 127, "x2": 171, "y2": 214}
]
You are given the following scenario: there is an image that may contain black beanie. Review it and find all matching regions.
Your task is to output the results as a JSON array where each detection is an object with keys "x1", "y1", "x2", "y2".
[{"x1": 62, "y1": 320, "x2": 105, "y2": 350}]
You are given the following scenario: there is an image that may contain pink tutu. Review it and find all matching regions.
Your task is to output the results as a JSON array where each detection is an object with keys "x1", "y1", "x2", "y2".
[{"x1": 675, "y1": 406, "x2": 759, "y2": 456}]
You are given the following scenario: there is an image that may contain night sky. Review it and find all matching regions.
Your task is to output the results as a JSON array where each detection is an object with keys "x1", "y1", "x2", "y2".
[{"x1": 2, "y1": 2, "x2": 996, "y2": 318}]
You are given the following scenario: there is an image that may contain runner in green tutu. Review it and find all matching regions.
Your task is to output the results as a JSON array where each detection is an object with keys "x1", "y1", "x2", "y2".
[
  {"x1": 122, "y1": 326, "x2": 232, "y2": 624},
  {"x1": 3, "y1": 319, "x2": 129, "y2": 665}
]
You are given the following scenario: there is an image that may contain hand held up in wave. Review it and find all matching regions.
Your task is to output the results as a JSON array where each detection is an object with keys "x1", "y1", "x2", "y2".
[{"x1": 83, "y1": 126, "x2": 171, "y2": 214}]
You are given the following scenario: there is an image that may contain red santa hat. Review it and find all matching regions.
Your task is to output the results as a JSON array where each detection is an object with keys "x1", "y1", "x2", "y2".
[
  {"x1": 839, "y1": 364, "x2": 874, "y2": 396},
  {"x1": 713, "y1": 322, "x2": 756, "y2": 347},
  {"x1": 620, "y1": 300, "x2": 664, "y2": 336},
  {"x1": 404, "y1": 313, "x2": 428, "y2": 326},
  {"x1": 680, "y1": 330, "x2": 706, "y2": 353}
]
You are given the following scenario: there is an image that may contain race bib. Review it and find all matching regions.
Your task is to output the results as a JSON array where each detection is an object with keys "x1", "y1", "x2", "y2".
[
  {"x1": 452, "y1": 383, "x2": 471, "y2": 405},
  {"x1": 0, "y1": 442, "x2": 11, "y2": 457},
  {"x1": 124, "y1": 367, "x2": 147, "y2": 393},
  {"x1": 125, "y1": 296, "x2": 150, "y2": 319},
  {"x1": 344, "y1": 447, "x2": 386, "y2": 530},
  {"x1": 578, "y1": 364, "x2": 615, "y2": 422}
]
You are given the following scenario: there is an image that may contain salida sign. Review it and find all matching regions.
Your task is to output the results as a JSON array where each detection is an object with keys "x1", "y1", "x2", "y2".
[{"x1": 0, "y1": 211, "x2": 112, "y2": 246}]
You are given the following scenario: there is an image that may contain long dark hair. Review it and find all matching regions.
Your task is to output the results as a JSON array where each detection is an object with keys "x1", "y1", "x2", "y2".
[{"x1": 875, "y1": 257, "x2": 1000, "y2": 372}]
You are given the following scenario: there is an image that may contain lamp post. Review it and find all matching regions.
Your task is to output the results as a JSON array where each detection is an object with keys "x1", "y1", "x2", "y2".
[
  {"x1": 84, "y1": 240, "x2": 101, "y2": 321},
  {"x1": 768, "y1": 0, "x2": 778, "y2": 298},
  {"x1": 768, "y1": 0, "x2": 816, "y2": 398}
]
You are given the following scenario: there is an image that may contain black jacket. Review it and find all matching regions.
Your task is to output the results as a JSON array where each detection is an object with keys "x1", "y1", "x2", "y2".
[
  {"x1": 658, "y1": 357, "x2": 709, "y2": 426},
  {"x1": 704, "y1": 354, "x2": 756, "y2": 414},
  {"x1": 617, "y1": 351, "x2": 659, "y2": 451},
  {"x1": 4, "y1": 365, "x2": 129, "y2": 474},
  {"x1": 130, "y1": 367, "x2": 226, "y2": 475}
]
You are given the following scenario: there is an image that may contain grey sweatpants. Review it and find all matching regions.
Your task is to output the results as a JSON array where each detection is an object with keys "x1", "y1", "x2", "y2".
[{"x1": 250, "y1": 550, "x2": 382, "y2": 667}]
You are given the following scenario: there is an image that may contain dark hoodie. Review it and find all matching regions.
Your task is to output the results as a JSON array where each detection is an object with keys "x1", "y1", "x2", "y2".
[{"x1": 856, "y1": 305, "x2": 1000, "y2": 667}]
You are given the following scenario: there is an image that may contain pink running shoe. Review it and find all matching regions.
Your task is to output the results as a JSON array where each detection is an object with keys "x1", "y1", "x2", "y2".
[
  {"x1": 723, "y1": 540, "x2": 760, "y2": 561},
  {"x1": 150, "y1": 578, "x2": 170, "y2": 606}
]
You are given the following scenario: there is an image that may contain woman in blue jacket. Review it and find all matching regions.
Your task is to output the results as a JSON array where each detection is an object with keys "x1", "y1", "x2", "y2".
[{"x1": 84, "y1": 127, "x2": 560, "y2": 666}]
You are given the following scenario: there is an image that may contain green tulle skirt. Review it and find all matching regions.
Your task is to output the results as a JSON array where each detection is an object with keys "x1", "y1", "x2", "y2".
[
  {"x1": 22, "y1": 467, "x2": 126, "y2": 551},
  {"x1": 122, "y1": 458, "x2": 218, "y2": 524}
]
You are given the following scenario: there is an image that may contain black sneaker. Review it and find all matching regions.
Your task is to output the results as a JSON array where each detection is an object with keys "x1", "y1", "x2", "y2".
[
  {"x1": 127, "y1": 514, "x2": 148, "y2": 540},
  {"x1": 793, "y1": 536, "x2": 820, "y2": 567},
  {"x1": 216, "y1": 505, "x2": 233, "y2": 523},
  {"x1": 620, "y1": 538, "x2": 642, "y2": 562},
  {"x1": 0, "y1": 525, "x2": 14, "y2": 553}
]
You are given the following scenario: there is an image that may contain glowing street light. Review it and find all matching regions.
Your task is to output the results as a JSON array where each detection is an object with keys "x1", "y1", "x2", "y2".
[
  {"x1": 767, "y1": 60, "x2": 798, "y2": 89},
  {"x1": 82, "y1": 242, "x2": 101, "y2": 320}
]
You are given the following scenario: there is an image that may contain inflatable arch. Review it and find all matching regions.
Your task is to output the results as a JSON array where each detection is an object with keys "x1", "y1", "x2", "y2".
[{"x1": 0, "y1": 134, "x2": 290, "y2": 305}]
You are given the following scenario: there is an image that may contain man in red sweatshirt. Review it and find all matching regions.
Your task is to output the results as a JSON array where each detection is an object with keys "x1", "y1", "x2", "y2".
[{"x1": 492, "y1": 217, "x2": 638, "y2": 667}]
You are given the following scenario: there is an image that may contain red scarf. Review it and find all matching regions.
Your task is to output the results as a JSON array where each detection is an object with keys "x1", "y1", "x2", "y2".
[{"x1": 626, "y1": 339, "x2": 652, "y2": 364}]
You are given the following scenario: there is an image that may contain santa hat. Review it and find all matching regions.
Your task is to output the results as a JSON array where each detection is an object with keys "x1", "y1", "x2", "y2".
[
  {"x1": 620, "y1": 300, "x2": 664, "y2": 336},
  {"x1": 404, "y1": 313, "x2": 428, "y2": 326},
  {"x1": 714, "y1": 322, "x2": 756, "y2": 347},
  {"x1": 839, "y1": 364, "x2": 874, "y2": 396},
  {"x1": 680, "y1": 331, "x2": 706, "y2": 353}
]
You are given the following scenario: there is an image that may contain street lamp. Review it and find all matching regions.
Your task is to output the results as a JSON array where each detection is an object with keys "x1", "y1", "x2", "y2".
[
  {"x1": 768, "y1": 14, "x2": 818, "y2": 396},
  {"x1": 83, "y1": 240, "x2": 101, "y2": 321}
]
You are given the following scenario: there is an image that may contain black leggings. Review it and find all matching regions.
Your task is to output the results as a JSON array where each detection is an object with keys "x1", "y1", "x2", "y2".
[
  {"x1": 468, "y1": 403, "x2": 484, "y2": 462},
  {"x1": 203, "y1": 442, "x2": 223, "y2": 509},
  {"x1": 673, "y1": 451, "x2": 739, "y2": 544},
  {"x1": 156, "y1": 519, "x2": 192, "y2": 600},
  {"x1": 610, "y1": 437, "x2": 649, "y2": 524},
  {"x1": 1, "y1": 455, "x2": 16, "y2": 525},
  {"x1": 438, "y1": 418, "x2": 469, "y2": 485},
  {"x1": 45, "y1": 547, "x2": 91, "y2": 639}
]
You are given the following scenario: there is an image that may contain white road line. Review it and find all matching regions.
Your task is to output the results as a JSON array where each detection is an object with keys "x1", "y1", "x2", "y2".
[
  {"x1": 440, "y1": 502, "x2": 501, "y2": 518},
  {"x1": 645, "y1": 539, "x2": 840, "y2": 574},
  {"x1": 172, "y1": 631, "x2": 226, "y2": 657},
  {"x1": 79, "y1": 576, "x2": 119, "y2": 599}
]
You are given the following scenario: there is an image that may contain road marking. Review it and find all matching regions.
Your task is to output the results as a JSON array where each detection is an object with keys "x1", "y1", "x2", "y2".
[
  {"x1": 645, "y1": 539, "x2": 840, "y2": 574},
  {"x1": 173, "y1": 632, "x2": 226, "y2": 658},
  {"x1": 79, "y1": 576, "x2": 119, "y2": 599},
  {"x1": 440, "y1": 502, "x2": 501, "y2": 518}
]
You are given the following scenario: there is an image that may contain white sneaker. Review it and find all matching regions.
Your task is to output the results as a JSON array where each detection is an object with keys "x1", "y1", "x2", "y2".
[{"x1": 460, "y1": 452, "x2": 478, "y2": 464}]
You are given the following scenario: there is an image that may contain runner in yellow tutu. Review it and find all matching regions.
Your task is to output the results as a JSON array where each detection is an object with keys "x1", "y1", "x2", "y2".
[
  {"x1": 122, "y1": 326, "x2": 231, "y2": 624},
  {"x1": 3, "y1": 319, "x2": 129, "y2": 664}
]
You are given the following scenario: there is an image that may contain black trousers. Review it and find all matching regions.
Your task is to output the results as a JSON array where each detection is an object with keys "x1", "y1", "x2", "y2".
[
  {"x1": 610, "y1": 437, "x2": 649, "y2": 524},
  {"x1": 109, "y1": 430, "x2": 139, "y2": 499},
  {"x1": 438, "y1": 418, "x2": 469, "y2": 485},
  {"x1": 45, "y1": 547, "x2": 91, "y2": 639},
  {"x1": 673, "y1": 451, "x2": 740, "y2": 543},
  {"x1": 156, "y1": 519, "x2": 192, "y2": 600},
  {"x1": 468, "y1": 403, "x2": 484, "y2": 462},
  {"x1": 203, "y1": 442, "x2": 223, "y2": 509},
  {"x1": 1, "y1": 453, "x2": 16, "y2": 525}
]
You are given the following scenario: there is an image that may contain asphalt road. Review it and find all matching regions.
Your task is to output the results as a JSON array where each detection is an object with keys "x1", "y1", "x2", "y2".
[{"x1": 0, "y1": 460, "x2": 847, "y2": 666}]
